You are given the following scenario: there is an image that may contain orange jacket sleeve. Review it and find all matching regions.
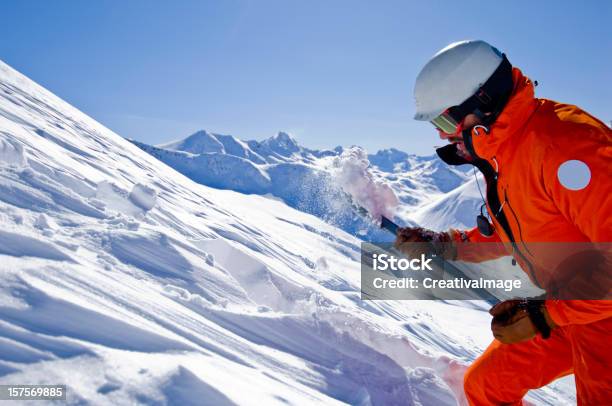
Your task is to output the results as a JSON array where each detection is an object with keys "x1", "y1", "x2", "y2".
[
  {"x1": 541, "y1": 109, "x2": 612, "y2": 326},
  {"x1": 450, "y1": 227, "x2": 509, "y2": 263}
]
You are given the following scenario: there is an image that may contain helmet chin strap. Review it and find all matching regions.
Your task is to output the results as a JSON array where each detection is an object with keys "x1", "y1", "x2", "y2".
[{"x1": 462, "y1": 127, "x2": 478, "y2": 160}]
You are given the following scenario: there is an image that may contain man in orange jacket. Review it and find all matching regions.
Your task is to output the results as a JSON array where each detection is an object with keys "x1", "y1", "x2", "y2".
[{"x1": 396, "y1": 40, "x2": 611, "y2": 404}]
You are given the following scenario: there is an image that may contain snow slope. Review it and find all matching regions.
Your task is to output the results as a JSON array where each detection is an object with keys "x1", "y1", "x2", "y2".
[
  {"x1": 0, "y1": 60, "x2": 574, "y2": 405},
  {"x1": 132, "y1": 130, "x2": 471, "y2": 237}
]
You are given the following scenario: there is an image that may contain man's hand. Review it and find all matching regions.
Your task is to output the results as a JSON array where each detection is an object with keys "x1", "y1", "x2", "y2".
[
  {"x1": 490, "y1": 300, "x2": 556, "y2": 344},
  {"x1": 490, "y1": 300, "x2": 535, "y2": 344},
  {"x1": 394, "y1": 227, "x2": 455, "y2": 259}
]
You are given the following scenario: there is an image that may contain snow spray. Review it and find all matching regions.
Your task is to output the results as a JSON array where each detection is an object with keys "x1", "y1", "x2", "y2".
[{"x1": 332, "y1": 147, "x2": 399, "y2": 223}]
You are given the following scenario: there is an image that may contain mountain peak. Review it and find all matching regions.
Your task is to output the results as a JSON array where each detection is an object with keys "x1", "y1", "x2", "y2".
[
  {"x1": 273, "y1": 131, "x2": 297, "y2": 145},
  {"x1": 261, "y1": 131, "x2": 300, "y2": 155},
  {"x1": 190, "y1": 129, "x2": 212, "y2": 138},
  {"x1": 157, "y1": 129, "x2": 225, "y2": 154}
]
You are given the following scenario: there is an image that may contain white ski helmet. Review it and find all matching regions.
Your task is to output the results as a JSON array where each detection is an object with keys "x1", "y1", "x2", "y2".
[{"x1": 414, "y1": 40, "x2": 509, "y2": 122}]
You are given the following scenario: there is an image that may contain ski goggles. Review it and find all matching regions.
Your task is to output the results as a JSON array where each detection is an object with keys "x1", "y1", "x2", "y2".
[{"x1": 430, "y1": 108, "x2": 463, "y2": 135}]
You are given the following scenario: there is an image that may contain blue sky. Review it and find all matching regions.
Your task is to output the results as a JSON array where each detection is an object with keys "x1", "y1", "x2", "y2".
[{"x1": 1, "y1": 0, "x2": 610, "y2": 155}]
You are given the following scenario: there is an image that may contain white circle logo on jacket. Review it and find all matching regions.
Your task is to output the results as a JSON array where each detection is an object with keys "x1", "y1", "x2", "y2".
[{"x1": 557, "y1": 160, "x2": 591, "y2": 190}]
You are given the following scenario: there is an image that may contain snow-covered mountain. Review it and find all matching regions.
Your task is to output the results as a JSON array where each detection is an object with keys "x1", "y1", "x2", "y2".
[
  {"x1": 0, "y1": 60, "x2": 574, "y2": 405},
  {"x1": 132, "y1": 129, "x2": 471, "y2": 236},
  {"x1": 410, "y1": 177, "x2": 484, "y2": 232}
]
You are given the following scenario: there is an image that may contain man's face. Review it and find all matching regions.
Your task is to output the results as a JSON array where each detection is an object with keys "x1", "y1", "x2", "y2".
[{"x1": 437, "y1": 113, "x2": 482, "y2": 160}]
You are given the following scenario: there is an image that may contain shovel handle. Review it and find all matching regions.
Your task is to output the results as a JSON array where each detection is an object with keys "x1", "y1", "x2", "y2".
[{"x1": 380, "y1": 216, "x2": 400, "y2": 235}]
